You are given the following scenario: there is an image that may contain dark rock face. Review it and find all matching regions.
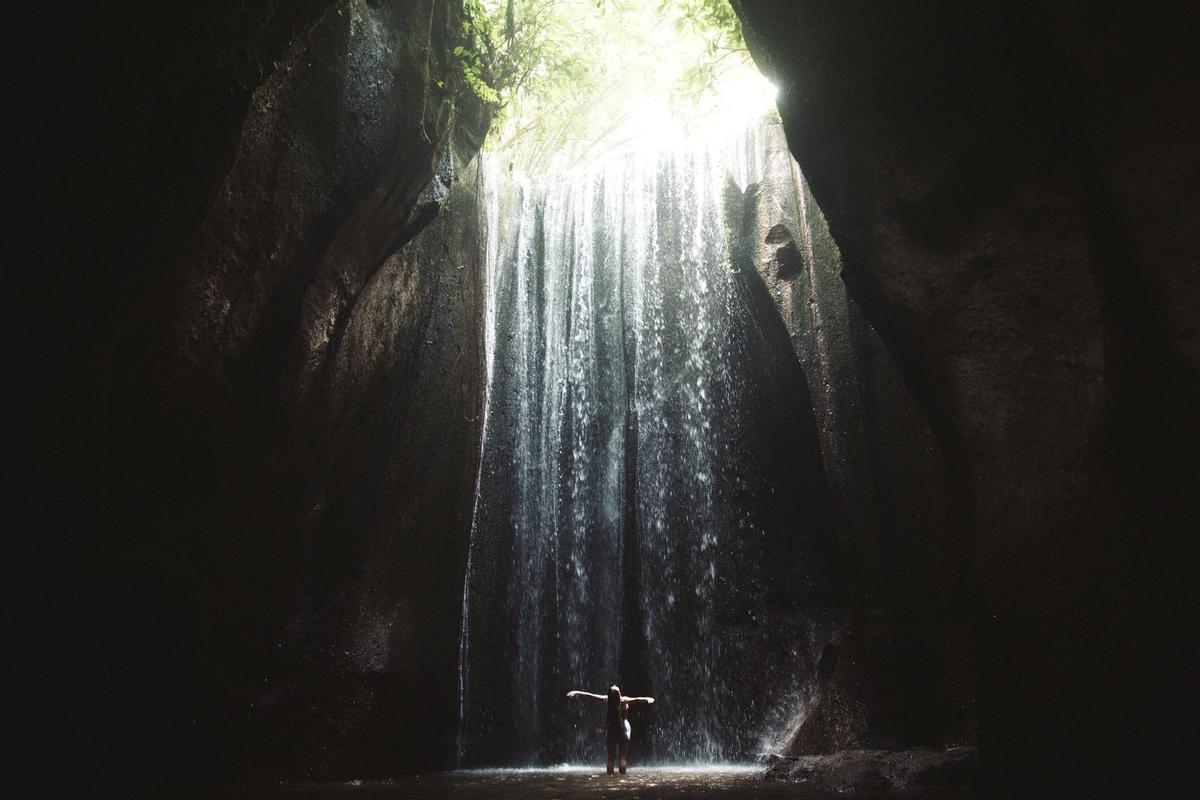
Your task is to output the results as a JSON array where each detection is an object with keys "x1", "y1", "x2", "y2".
[
  {"x1": 17, "y1": 0, "x2": 489, "y2": 788},
  {"x1": 733, "y1": 1, "x2": 1200, "y2": 796}
]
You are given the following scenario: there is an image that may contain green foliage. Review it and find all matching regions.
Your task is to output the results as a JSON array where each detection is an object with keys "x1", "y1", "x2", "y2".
[
  {"x1": 666, "y1": 0, "x2": 745, "y2": 61},
  {"x1": 452, "y1": 0, "x2": 597, "y2": 118},
  {"x1": 451, "y1": 0, "x2": 761, "y2": 172},
  {"x1": 665, "y1": 0, "x2": 746, "y2": 99}
]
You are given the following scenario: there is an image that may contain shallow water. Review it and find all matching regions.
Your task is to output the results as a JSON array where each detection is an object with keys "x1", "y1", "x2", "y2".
[{"x1": 216, "y1": 767, "x2": 971, "y2": 799}]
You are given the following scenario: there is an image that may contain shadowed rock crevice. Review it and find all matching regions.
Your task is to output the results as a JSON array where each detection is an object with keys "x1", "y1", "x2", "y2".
[{"x1": 763, "y1": 223, "x2": 803, "y2": 280}]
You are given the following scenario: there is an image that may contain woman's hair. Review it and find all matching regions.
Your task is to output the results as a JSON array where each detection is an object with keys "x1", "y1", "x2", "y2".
[{"x1": 607, "y1": 685, "x2": 621, "y2": 729}]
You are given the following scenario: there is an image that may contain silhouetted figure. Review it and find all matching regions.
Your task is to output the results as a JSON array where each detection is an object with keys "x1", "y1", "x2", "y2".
[{"x1": 566, "y1": 685, "x2": 655, "y2": 774}]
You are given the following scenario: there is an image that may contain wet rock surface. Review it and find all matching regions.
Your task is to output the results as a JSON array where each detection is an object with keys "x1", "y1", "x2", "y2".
[{"x1": 766, "y1": 748, "x2": 978, "y2": 792}]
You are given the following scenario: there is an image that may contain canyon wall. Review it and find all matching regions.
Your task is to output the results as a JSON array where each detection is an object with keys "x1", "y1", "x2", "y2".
[
  {"x1": 732, "y1": 1, "x2": 1199, "y2": 795},
  {"x1": 736, "y1": 121, "x2": 974, "y2": 756},
  {"x1": 16, "y1": 0, "x2": 489, "y2": 787},
  {"x1": 13, "y1": 1, "x2": 1197, "y2": 793}
]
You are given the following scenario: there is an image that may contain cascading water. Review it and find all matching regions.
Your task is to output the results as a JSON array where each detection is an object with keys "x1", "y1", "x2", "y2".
[{"x1": 458, "y1": 118, "x2": 834, "y2": 766}]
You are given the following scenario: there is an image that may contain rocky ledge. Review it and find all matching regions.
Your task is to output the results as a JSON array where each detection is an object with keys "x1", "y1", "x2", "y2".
[{"x1": 765, "y1": 747, "x2": 978, "y2": 792}]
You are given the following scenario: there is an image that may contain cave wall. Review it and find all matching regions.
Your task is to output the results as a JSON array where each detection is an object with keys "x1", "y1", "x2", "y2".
[
  {"x1": 732, "y1": 1, "x2": 1200, "y2": 795},
  {"x1": 738, "y1": 119, "x2": 974, "y2": 755},
  {"x1": 16, "y1": 0, "x2": 489, "y2": 788}
]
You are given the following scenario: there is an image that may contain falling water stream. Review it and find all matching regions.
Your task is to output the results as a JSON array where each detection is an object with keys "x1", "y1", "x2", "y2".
[{"x1": 458, "y1": 119, "x2": 827, "y2": 767}]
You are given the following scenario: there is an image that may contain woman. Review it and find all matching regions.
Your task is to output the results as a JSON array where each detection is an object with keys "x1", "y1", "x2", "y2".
[{"x1": 566, "y1": 685, "x2": 655, "y2": 774}]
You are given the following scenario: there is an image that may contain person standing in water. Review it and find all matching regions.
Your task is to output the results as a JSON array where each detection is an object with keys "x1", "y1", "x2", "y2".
[{"x1": 566, "y1": 685, "x2": 655, "y2": 774}]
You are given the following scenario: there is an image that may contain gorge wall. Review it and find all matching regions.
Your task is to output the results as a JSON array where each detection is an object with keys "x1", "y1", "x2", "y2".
[
  {"x1": 736, "y1": 122, "x2": 974, "y2": 757},
  {"x1": 12, "y1": 0, "x2": 1197, "y2": 795},
  {"x1": 16, "y1": 0, "x2": 490, "y2": 787},
  {"x1": 732, "y1": 1, "x2": 1200, "y2": 796}
]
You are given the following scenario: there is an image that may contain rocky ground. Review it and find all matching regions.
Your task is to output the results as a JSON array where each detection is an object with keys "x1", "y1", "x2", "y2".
[
  {"x1": 211, "y1": 767, "x2": 973, "y2": 799},
  {"x1": 765, "y1": 747, "x2": 978, "y2": 792}
]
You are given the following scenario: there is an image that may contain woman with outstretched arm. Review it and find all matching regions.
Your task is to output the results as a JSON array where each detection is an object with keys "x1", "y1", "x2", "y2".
[{"x1": 566, "y1": 685, "x2": 655, "y2": 774}]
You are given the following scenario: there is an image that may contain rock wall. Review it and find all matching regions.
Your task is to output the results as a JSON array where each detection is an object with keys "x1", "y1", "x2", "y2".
[
  {"x1": 731, "y1": 119, "x2": 973, "y2": 756},
  {"x1": 16, "y1": 0, "x2": 489, "y2": 788},
  {"x1": 732, "y1": 1, "x2": 1200, "y2": 796}
]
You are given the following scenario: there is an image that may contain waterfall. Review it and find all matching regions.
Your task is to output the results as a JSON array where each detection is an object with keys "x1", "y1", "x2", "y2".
[{"x1": 458, "y1": 118, "x2": 825, "y2": 766}]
